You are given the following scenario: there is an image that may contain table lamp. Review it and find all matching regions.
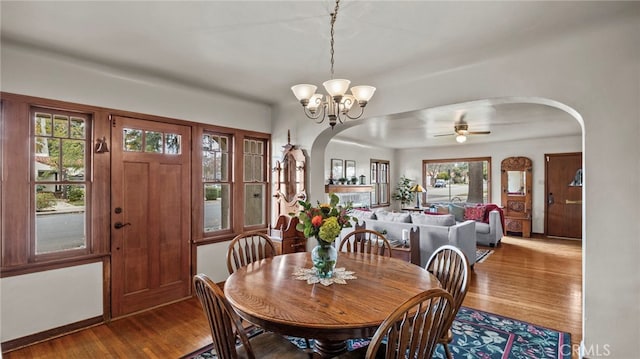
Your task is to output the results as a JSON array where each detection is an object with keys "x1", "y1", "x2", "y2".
[{"x1": 410, "y1": 184, "x2": 424, "y2": 208}]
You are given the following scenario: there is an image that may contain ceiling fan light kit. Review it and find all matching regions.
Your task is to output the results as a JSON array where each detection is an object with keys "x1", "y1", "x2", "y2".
[
  {"x1": 291, "y1": 0, "x2": 375, "y2": 129},
  {"x1": 434, "y1": 113, "x2": 491, "y2": 143}
]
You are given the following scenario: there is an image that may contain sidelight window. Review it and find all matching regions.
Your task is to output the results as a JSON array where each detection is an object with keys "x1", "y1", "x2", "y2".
[
  {"x1": 32, "y1": 109, "x2": 90, "y2": 255},
  {"x1": 202, "y1": 132, "x2": 231, "y2": 232}
]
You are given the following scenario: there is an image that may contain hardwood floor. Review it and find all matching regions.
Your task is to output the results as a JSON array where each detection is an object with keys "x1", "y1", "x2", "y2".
[{"x1": 3, "y1": 235, "x2": 582, "y2": 358}]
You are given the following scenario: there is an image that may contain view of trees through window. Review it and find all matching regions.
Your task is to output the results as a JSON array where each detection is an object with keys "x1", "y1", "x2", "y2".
[{"x1": 423, "y1": 157, "x2": 491, "y2": 204}]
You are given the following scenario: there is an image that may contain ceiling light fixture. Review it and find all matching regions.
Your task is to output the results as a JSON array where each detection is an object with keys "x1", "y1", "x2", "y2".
[
  {"x1": 456, "y1": 134, "x2": 467, "y2": 143},
  {"x1": 291, "y1": 0, "x2": 376, "y2": 129}
]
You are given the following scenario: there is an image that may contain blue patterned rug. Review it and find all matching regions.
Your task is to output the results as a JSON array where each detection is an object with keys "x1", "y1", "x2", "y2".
[{"x1": 186, "y1": 307, "x2": 571, "y2": 359}]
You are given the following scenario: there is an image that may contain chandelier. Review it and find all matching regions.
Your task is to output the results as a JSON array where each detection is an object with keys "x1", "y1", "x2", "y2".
[{"x1": 291, "y1": 0, "x2": 376, "y2": 129}]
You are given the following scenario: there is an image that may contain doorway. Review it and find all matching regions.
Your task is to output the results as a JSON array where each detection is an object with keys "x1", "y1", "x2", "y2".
[
  {"x1": 545, "y1": 152, "x2": 582, "y2": 239},
  {"x1": 110, "y1": 116, "x2": 192, "y2": 317}
]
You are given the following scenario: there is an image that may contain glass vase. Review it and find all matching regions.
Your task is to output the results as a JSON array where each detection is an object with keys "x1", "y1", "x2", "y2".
[{"x1": 311, "y1": 239, "x2": 338, "y2": 278}]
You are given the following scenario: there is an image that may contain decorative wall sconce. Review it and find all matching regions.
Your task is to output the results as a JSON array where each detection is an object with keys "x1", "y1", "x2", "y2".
[{"x1": 95, "y1": 137, "x2": 109, "y2": 153}]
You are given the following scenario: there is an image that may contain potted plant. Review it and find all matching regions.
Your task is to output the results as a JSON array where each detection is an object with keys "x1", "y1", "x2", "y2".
[{"x1": 392, "y1": 175, "x2": 414, "y2": 206}]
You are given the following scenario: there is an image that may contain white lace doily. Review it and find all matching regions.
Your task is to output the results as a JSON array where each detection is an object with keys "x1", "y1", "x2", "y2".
[{"x1": 292, "y1": 267, "x2": 357, "y2": 286}]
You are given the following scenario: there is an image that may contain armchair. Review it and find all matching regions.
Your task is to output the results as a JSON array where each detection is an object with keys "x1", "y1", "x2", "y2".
[{"x1": 475, "y1": 209, "x2": 504, "y2": 247}]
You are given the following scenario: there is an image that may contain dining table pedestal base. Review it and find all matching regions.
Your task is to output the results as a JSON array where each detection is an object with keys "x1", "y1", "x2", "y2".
[{"x1": 314, "y1": 339, "x2": 348, "y2": 358}]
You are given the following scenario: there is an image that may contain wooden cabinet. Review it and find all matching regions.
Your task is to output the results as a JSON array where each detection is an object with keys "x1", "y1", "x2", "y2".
[
  {"x1": 501, "y1": 157, "x2": 532, "y2": 237},
  {"x1": 269, "y1": 215, "x2": 307, "y2": 254}
]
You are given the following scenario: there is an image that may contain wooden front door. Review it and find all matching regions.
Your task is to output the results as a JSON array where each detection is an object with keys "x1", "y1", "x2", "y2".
[
  {"x1": 545, "y1": 152, "x2": 582, "y2": 239},
  {"x1": 111, "y1": 116, "x2": 191, "y2": 317}
]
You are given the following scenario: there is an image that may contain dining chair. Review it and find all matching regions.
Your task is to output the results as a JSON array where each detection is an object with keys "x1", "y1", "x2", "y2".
[
  {"x1": 425, "y1": 244, "x2": 470, "y2": 359},
  {"x1": 339, "y1": 229, "x2": 392, "y2": 257},
  {"x1": 226, "y1": 231, "x2": 278, "y2": 274},
  {"x1": 337, "y1": 288, "x2": 454, "y2": 359},
  {"x1": 193, "y1": 274, "x2": 309, "y2": 359}
]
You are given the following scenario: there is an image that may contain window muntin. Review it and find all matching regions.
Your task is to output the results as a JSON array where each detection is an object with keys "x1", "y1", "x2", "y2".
[
  {"x1": 202, "y1": 133, "x2": 231, "y2": 232},
  {"x1": 370, "y1": 159, "x2": 390, "y2": 207},
  {"x1": 32, "y1": 110, "x2": 90, "y2": 255}
]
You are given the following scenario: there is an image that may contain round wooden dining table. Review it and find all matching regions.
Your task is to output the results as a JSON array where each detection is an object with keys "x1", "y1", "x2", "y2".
[{"x1": 224, "y1": 251, "x2": 440, "y2": 358}]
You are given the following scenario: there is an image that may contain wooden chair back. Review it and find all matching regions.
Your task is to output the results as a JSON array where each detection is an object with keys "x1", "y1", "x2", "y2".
[
  {"x1": 226, "y1": 231, "x2": 277, "y2": 274},
  {"x1": 339, "y1": 229, "x2": 392, "y2": 257},
  {"x1": 365, "y1": 288, "x2": 454, "y2": 359},
  {"x1": 193, "y1": 274, "x2": 256, "y2": 359},
  {"x1": 425, "y1": 245, "x2": 469, "y2": 314},
  {"x1": 425, "y1": 244, "x2": 470, "y2": 347}
]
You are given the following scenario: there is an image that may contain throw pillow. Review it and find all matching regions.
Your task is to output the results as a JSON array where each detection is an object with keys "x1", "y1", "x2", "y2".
[
  {"x1": 448, "y1": 204, "x2": 465, "y2": 222},
  {"x1": 375, "y1": 210, "x2": 411, "y2": 223},
  {"x1": 349, "y1": 209, "x2": 377, "y2": 220},
  {"x1": 410, "y1": 213, "x2": 456, "y2": 226},
  {"x1": 464, "y1": 205, "x2": 486, "y2": 221}
]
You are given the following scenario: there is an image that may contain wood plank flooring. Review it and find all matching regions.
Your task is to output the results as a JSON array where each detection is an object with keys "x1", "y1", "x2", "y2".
[{"x1": 3, "y1": 235, "x2": 582, "y2": 358}]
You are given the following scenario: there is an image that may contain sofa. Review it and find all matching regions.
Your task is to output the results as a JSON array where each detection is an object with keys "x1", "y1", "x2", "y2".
[
  {"x1": 447, "y1": 203, "x2": 504, "y2": 247},
  {"x1": 344, "y1": 209, "x2": 477, "y2": 268}
]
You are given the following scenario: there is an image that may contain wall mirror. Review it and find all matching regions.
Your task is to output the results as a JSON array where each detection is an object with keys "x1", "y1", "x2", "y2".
[
  {"x1": 331, "y1": 159, "x2": 344, "y2": 180},
  {"x1": 507, "y1": 170, "x2": 526, "y2": 195},
  {"x1": 345, "y1": 160, "x2": 356, "y2": 178}
]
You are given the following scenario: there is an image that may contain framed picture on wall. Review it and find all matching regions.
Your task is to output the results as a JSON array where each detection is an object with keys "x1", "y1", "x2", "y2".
[
  {"x1": 345, "y1": 160, "x2": 356, "y2": 178},
  {"x1": 331, "y1": 158, "x2": 344, "y2": 179}
]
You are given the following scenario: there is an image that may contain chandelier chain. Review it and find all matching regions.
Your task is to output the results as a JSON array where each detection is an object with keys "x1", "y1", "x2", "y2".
[{"x1": 329, "y1": 0, "x2": 340, "y2": 79}]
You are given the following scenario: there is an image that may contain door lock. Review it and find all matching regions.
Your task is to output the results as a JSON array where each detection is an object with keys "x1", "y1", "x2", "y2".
[{"x1": 114, "y1": 222, "x2": 131, "y2": 229}]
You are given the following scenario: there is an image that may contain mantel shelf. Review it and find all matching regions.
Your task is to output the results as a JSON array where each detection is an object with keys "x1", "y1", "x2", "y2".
[{"x1": 325, "y1": 185, "x2": 373, "y2": 193}]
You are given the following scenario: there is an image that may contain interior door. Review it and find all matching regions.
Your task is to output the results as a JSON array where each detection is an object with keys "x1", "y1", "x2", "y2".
[
  {"x1": 111, "y1": 116, "x2": 191, "y2": 317},
  {"x1": 545, "y1": 152, "x2": 582, "y2": 239}
]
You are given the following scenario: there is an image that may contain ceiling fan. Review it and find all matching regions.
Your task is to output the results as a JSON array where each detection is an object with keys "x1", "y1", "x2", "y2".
[{"x1": 434, "y1": 114, "x2": 491, "y2": 143}]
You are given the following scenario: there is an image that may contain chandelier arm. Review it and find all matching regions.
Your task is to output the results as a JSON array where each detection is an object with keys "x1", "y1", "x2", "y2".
[
  {"x1": 345, "y1": 106, "x2": 366, "y2": 120},
  {"x1": 303, "y1": 106, "x2": 327, "y2": 123}
]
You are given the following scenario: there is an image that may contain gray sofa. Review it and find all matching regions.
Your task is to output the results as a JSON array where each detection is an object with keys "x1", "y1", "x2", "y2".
[
  {"x1": 344, "y1": 209, "x2": 477, "y2": 267},
  {"x1": 447, "y1": 203, "x2": 504, "y2": 247}
]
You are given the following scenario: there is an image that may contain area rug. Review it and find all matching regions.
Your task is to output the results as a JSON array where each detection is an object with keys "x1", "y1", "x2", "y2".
[
  {"x1": 476, "y1": 248, "x2": 494, "y2": 263},
  {"x1": 186, "y1": 307, "x2": 571, "y2": 359}
]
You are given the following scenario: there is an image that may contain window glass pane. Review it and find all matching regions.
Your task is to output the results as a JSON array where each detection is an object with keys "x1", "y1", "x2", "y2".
[
  {"x1": 53, "y1": 115, "x2": 69, "y2": 138},
  {"x1": 35, "y1": 184, "x2": 86, "y2": 254},
  {"x1": 35, "y1": 113, "x2": 52, "y2": 136},
  {"x1": 34, "y1": 136, "x2": 50, "y2": 157},
  {"x1": 145, "y1": 131, "x2": 163, "y2": 153},
  {"x1": 244, "y1": 139, "x2": 250, "y2": 152},
  {"x1": 220, "y1": 136, "x2": 228, "y2": 151},
  {"x1": 165, "y1": 133, "x2": 181, "y2": 154},
  {"x1": 204, "y1": 184, "x2": 230, "y2": 232},
  {"x1": 220, "y1": 153, "x2": 228, "y2": 181},
  {"x1": 253, "y1": 156, "x2": 263, "y2": 182},
  {"x1": 70, "y1": 117, "x2": 86, "y2": 139},
  {"x1": 244, "y1": 184, "x2": 265, "y2": 226},
  {"x1": 62, "y1": 139, "x2": 85, "y2": 181},
  {"x1": 123, "y1": 128, "x2": 143, "y2": 152},
  {"x1": 244, "y1": 155, "x2": 253, "y2": 181},
  {"x1": 35, "y1": 138, "x2": 61, "y2": 180},
  {"x1": 425, "y1": 159, "x2": 490, "y2": 203}
]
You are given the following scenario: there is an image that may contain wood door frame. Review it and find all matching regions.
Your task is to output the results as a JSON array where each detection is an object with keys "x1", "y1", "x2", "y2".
[{"x1": 544, "y1": 152, "x2": 582, "y2": 237}]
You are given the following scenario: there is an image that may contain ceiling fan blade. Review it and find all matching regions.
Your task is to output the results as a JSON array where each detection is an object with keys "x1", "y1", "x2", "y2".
[
  {"x1": 468, "y1": 131, "x2": 491, "y2": 135},
  {"x1": 434, "y1": 133, "x2": 455, "y2": 137}
]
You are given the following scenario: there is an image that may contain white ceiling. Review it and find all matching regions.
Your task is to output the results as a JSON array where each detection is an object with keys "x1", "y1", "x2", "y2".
[{"x1": 2, "y1": 1, "x2": 630, "y2": 148}]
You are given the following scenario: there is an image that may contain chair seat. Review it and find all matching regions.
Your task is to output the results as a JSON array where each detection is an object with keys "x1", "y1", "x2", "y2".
[{"x1": 237, "y1": 332, "x2": 310, "y2": 359}]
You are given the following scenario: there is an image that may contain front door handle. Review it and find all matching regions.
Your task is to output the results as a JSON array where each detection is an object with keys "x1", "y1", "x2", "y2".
[{"x1": 114, "y1": 222, "x2": 131, "y2": 229}]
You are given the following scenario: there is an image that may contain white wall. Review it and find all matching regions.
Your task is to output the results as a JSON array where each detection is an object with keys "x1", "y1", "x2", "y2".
[
  {"x1": 0, "y1": 263, "x2": 103, "y2": 341},
  {"x1": 273, "y1": 14, "x2": 640, "y2": 358},
  {"x1": 397, "y1": 135, "x2": 581, "y2": 233},
  {"x1": 196, "y1": 241, "x2": 232, "y2": 283},
  {"x1": 1, "y1": 42, "x2": 271, "y2": 132}
]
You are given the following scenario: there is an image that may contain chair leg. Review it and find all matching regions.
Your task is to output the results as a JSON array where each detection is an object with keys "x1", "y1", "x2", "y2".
[{"x1": 443, "y1": 342, "x2": 453, "y2": 359}]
